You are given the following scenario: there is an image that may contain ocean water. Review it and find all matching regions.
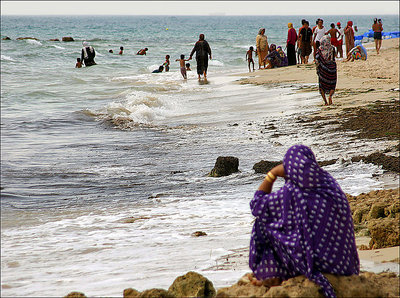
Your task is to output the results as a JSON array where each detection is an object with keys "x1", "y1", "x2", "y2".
[{"x1": 1, "y1": 15, "x2": 399, "y2": 296}]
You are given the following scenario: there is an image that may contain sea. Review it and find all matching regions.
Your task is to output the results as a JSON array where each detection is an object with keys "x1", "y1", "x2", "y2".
[{"x1": 1, "y1": 15, "x2": 399, "y2": 297}]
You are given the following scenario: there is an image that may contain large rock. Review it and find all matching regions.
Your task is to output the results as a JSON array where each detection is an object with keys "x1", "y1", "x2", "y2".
[
  {"x1": 368, "y1": 217, "x2": 400, "y2": 249},
  {"x1": 62, "y1": 36, "x2": 74, "y2": 42},
  {"x1": 123, "y1": 288, "x2": 172, "y2": 298},
  {"x1": 208, "y1": 157, "x2": 239, "y2": 177},
  {"x1": 64, "y1": 292, "x2": 87, "y2": 298},
  {"x1": 168, "y1": 271, "x2": 215, "y2": 297},
  {"x1": 2, "y1": 36, "x2": 11, "y2": 40},
  {"x1": 16, "y1": 37, "x2": 39, "y2": 40},
  {"x1": 49, "y1": 38, "x2": 60, "y2": 41},
  {"x1": 123, "y1": 288, "x2": 141, "y2": 298},
  {"x1": 367, "y1": 203, "x2": 386, "y2": 220},
  {"x1": 253, "y1": 160, "x2": 281, "y2": 174},
  {"x1": 217, "y1": 272, "x2": 399, "y2": 297}
]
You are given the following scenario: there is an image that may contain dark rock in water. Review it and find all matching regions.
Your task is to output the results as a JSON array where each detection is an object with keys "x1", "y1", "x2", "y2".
[
  {"x1": 49, "y1": 38, "x2": 60, "y2": 41},
  {"x1": 318, "y1": 159, "x2": 338, "y2": 167},
  {"x1": 351, "y1": 153, "x2": 399, "y2": 173},
  {"x1": 208, "y1": 156, "x2": 239, "y2": 177},
  {"x1": 253, "y1": 160, "x2": 281, "y2": 174},
  {"x1": 62, "y1": 36, "x2": 75, "y2": 42},
  {"x1": 368, "y1": 217, "x2": 400, "y2": 249},
  {"x1": 168, "y1": 271, "x2": 216, "y2": 298},
  {"x1": 64, "y1": 292, "x2": 87, "y2": 298},
  {"x1": 192, "y1": 231, "x2": 207, "y2": 237},
  {"x1": 2, "y1": 36, "x2": 11, "y2": 40},
  {"x1": 16, "y1": 37, "x2": 39, "y2": 40}
]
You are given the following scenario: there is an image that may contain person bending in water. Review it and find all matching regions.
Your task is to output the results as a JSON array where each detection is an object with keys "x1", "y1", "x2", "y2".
[
  {"x1": 176, "y1": 54, "x2": 190, "y2": 79},
  {"x1": 189, "y1": 34, "x2": 212, "y2": 81},
  {"x1": 119, "y1": 46, "x2": 124, "y2": 55},
  {"x1": 152, "y1": 65, "x2": 164, "y2": 73},
  {"x1": 75, "y1": 58, "x2": 82, "y2": 68},
  {"x1": 246, "y1": 46, "x2": 256, "y2": 72},
  {"x1": 137, "y1": 48, "x2": 148, "y2": 55},
  {"x1": 81, "y1": 41, "x2": 96, "y2": 66},
  {"x1": 185, "y1": 63, "x2": 191, "y2": 71},
  {"x1": 247, "y1": 144, "x2": 359, "y2": 298}
]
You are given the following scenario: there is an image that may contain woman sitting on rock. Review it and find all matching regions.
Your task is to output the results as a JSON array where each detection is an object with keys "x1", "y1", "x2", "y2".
[{"x1": 248, "y1": 144, "x2": 360, "y2": 298}]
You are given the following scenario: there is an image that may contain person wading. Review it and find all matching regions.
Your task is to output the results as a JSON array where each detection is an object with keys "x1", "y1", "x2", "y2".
[{"x1": 189, "y1": 34, "x2": 212, "y2": 81}]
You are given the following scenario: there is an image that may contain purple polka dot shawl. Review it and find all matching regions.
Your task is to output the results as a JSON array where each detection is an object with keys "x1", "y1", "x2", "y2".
[{"x1": 249, "y1": 145, "x2": 359, "y2": 298}]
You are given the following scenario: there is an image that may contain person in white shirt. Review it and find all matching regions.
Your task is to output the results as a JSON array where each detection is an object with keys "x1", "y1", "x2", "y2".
[
  {"x1": 336, "y1": 22, "x2": 345, "y2": 58},
  {"x1": 313, "y1": 19, "x2": 328, "y2": 57}
]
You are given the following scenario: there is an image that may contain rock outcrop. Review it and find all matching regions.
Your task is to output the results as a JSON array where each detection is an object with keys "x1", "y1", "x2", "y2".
[
  {"x1": 2, "y1": 36, "x2": 11, "y2": 40},
  {"x1": 208, "y1": 157, "x2": 239, "y2": 177},
  {"x1": 347, "y1": 188, "x2": 400, "y2": 248},
  {"x1": 16, "y1": 37, "x2": 39, "y2": 40},
  {"x1": 49, "y1": 38, "x2": 60, "y2": 41},
  {"x1": 168, "y1": 271, "x2": 216, "y2": 298},
  {"x1": 253, "y1": 160, "x2": 281, "y2": 174},
  {"x1": 62, "y1": 36, "x2": 74, "y2": 42},
  {"x1": 64, "y1": 292, "x2": 87, "y2": 298},
  {"x1": 217, "y1": 272, "x2": 399, "y2": 298}
]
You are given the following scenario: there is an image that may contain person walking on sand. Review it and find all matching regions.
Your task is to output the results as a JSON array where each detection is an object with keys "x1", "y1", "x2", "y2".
[
  {"x1": 81, "y1": 41, "x2": 96, "y2": 67},
  {"x1": 299, "y1": 21, "x2": 313, "y2": 64},
  {"x1": 344, "y1": 21, "x2": 355, "y2": 58},
  {"x1": 313, "y1": 19, "x2": 328, "y2": 57},
  {"x1": 315, "y1": 36, "x2": 337, "y2": 105},
  {"x1": 327, "y1": 23, "x2": 341, "y2": 55},
  {"x1": 372, "y1": 18, "x2": 383, "y2": 54},
  {"x1": 247, "y1": 144, "x2": 360, "y2": 298},
  {"x1": 287, "y1": 23, "x2": 297, "y2": 66},
  {"x1": 256, "y1": 28, "x2": 269, "y2": 69},
  {"x1": 336, "y1": 22, "x2": 344, "y2": 58},
  {"x1": 189, "y1": 34, "x2": 212, "y2": 81}
]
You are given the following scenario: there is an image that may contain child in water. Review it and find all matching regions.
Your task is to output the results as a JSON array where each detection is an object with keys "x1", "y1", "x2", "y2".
[
  {"x1": 119, "y1": 46, "x2": 124, "y2": 55},
  {"x1": 163, "y1": 55, "x2": 170, "y2": 72},
  {"x1": 75, "y1": 58, "x2": 82, "y2": 68},
  {"x1": 186, "y1": 63, "x2": 191, "y2": 71},
  {"x1": 176, "y1": 54, "x2": 190, "y2": 79},
  {"x1": 137, "y1": 48, "x2": 148, "y2": 55},
  {"x1": 246, "y1": 46, "x2": 256, "y2": 72}
]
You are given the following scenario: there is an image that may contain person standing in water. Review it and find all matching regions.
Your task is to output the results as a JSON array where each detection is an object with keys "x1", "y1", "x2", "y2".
[
  {"x1": 189, "y1": 34, "x2": 212, "y2": 81},
  {"x1": 81, "y1": 41, "x2": 96, "y2": 66}
]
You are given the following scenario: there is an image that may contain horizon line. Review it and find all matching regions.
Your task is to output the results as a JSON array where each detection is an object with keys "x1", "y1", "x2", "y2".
[{"x1": 2, "y1": 13, "x2": 399, "y2": 16}]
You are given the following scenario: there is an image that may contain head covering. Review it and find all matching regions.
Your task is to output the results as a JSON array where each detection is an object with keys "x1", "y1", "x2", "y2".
[
  {"x1": 270, "y1": 44, "x2": 276, "y2": 51},
  {"x1": 337, "y1": 22, "x2": 341, "y2": 26},
  {"x1": 319, "y1": 35, "x2": 335, "y2": 60},
  {"x1": 288, "y1": 22, "x2": 293, "y2": 29},
  {"x1": 347, "y1": 21, "x2": 353, "y2": 27},
  {"x1": 82, "y1": 41, "x2": 89, "y2": 47},
  {"x1": 199, "y1": 34, "x2": 205, "y2": 41},
  {"x1": 249, "y1": 144, "x2": 359, "y2": 298},
  {"x1": 258, "y1": 28, "x2": 265, "y2": 35}
]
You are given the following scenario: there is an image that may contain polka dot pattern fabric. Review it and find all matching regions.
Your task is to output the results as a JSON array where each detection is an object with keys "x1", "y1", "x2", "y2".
[{"x1": 249, "y1": 145, "x2": 360, "y2": 298}]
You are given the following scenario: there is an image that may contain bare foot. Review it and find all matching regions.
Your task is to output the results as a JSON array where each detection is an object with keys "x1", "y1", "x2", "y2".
[{"x1": 245, "y1": 273, "x2": 282, "y2": 287}]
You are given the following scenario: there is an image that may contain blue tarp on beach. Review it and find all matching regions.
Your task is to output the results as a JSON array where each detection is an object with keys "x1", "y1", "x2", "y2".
[{"x1": 355, "y1": 29, "x2": 400, "y2": 40}]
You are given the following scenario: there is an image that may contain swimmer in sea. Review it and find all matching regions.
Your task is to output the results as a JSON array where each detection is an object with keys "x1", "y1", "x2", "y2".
[
  {"x1": 163, "y1": 55, "x2": 170, "y2": 72},
  {"x1": 109, "y1": 49, "x2": 114, "y2": 53},
  {"x1": 75, "y1": 58, "x2": 82, "y2": 68},
  {"x1": 152, "y1": 65, "x2": 164, "y2": 73},
  {"x1": 186, "y1": 63, "x2": 191, "y2": 71},
  {"x1": 246, "y1": 46, "x2": 256, "y2": 72},
  {"x1": 137, "y1": 48, "x2": 148, "y2": 55},
  {"x1": 119, "y1": 46, "x2": 124, "y2": 55}
]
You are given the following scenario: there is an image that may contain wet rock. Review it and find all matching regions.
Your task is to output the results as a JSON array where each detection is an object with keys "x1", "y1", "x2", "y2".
[
  {"x1": 368, "y1": 217, "x2": 400, "y2": 249},
  {"x1": 318, "y1": 159, "x2": 338, "y2": 167},
  {"x1": 192, "y1": 231, "x2": 207, "y2": 237},
  {"x1": 208, "y1": 156, "x2": 239, "y2": 177},
  {"x1": 62, "y1": 36, "x2": 75, "y2": 42},
  {"x1": 2, "y1": 36, "x2": 11, "y2": 40},
  {"x1": 351, "y1": 153, "x2": 399, "y2": 173},
  {"x1": 49, "y1": 38, "x2": 60, "y2": 41},
  {"x1": 252, "y1": 160, "x2": 281, "y2": 174},
  {"x1": 16, "y1": 37, "x2": 39, "y2": 40},
  {"x1": 168, "y1": 271, "x2": 216, "y2": 298},
  {"x1": 367, "y1": 203, "x2": 386, "y2": 219},
  {"x1": 64, "y1": 292, "x2": 87, "y2": 298},
  {"x1": 123, "y1": 288, "x2": 141, "y2": 298}
]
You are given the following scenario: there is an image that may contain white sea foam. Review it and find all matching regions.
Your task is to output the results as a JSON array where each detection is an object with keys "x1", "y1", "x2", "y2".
[
  {"x1": 1, "y1": 54, "x2": 16, "y2": 61},
  {"x1": 26, "y1": 39, "x2": 42, "y2": 46},
  {"x1": 51, "y1": 45, "x2": 65, "y2": 49},
  {"x1": 208, "y1": 59, "x2": 224, "y2": 66}
]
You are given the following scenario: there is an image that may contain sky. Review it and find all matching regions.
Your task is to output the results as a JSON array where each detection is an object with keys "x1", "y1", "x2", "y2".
[{"x1": 1, "y1": 1, "x2": 399, "y2": 16}]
